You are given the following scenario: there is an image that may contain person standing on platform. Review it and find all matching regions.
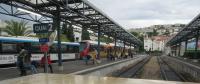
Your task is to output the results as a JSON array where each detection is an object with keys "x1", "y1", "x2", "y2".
[
  {"x1": 23, "y1": 50, "x2": 37, "y2": 74},
  {"x1": 17, "y1": 46, "x2": 27, "y2": 76},
  {"x1": 40, "y1": 54, "x2": 53, "y2": 73},
  {"x1": 94, "y1": 48, "x2": 101, "y2": 64}
]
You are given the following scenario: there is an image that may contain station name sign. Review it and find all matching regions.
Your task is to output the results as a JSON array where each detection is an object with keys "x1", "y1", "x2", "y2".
[{"x1": 33, "y1": 23, "x2": 53, "y2": 33}]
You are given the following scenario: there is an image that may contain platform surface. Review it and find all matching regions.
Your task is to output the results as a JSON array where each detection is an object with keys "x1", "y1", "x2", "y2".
[
  {"x1": 0, "y1": 56, "x2": 142, "y2": 81},
  {"x1": 0, "y1": 73, "x2": 198, "y2": 84}
]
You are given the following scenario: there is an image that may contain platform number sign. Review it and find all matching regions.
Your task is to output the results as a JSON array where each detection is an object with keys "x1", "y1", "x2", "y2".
[
  {"x1": 39, "y1": 38, "x2": 49, "y2": 43},
  {"x1": 33, "y1": 23, "x2": 53, "y2": 33}
]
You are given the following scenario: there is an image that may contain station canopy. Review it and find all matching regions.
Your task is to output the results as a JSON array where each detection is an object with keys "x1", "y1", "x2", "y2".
[
  {"x1": 0, "y1": 0, "x2": 142, "y2": 46},
  {"x1": 166, "y1": 13, "x2": 200, "y2": 46}
]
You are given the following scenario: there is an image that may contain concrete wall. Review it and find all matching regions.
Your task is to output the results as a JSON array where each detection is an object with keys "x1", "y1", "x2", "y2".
[
  {"x1": 162, "y1": 56, "x2": 200, "y2": 81},
  {"x1": 70, "y1": 55, "x2": 147, "y2": 77}
]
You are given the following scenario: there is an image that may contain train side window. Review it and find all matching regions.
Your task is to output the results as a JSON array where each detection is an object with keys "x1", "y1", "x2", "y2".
[
  {"x1": 61, "y1": 44, "x2": 67, "y2": 53},
  {"x1": 68, "y1": 46, "x2": 73, "y2": 53},
  {"x1": 73, "y1": 46, "x2": 79, "y2": 53},
  {"x1": 49, "y1": 44, "x2": 57, "y2": 53},
  {"x1": 2, "y1": 43, "x2": 17, "y2": 53},
  {"x1": 31, "y1": 43, "x2": 41, "y2": 53}
]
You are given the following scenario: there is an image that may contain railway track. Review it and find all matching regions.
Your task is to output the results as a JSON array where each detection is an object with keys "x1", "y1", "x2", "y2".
[
  {"x1": 157, "y1": 56, "x2": 187, "y2": 82},
  {"x1": 111, "y1": 56, "x2": 151, "y2": 78},
  {"x1": 111, "y1": 56, "x2": 192, "y2": 82}
]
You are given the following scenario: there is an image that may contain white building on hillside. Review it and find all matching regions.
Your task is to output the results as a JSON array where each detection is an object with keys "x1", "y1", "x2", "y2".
[{"x1": 144, "y1": 35, "x2": 168, "y2": 51}]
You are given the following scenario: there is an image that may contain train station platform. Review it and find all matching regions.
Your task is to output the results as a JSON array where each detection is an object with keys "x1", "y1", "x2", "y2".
[
  {"x1": 0, "y1": 73, "x2": 198, "y2": 84},
  {"x1": 170, "y1": 56, "x2": 200, "y2": 67},
  {"x1": 0, "y1": 56, "x2": 141, "y2": 81}
]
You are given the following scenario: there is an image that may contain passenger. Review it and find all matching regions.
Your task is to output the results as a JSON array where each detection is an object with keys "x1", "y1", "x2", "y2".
[
  {"x1": 117, "y1": 53, "x2": 121, "y2": 59},
  {"x1": 108, "y1": 53, "x2": 112, "y2": 61},
  {"x1": 82, "y1": 50, "x2": 89, "y2": 65},
  {"x1": 17, "y1": 46, "x2": 27, "y2": 76},
  {"x1": 110, "y1": 54, "x2": 114, "y2": 61},
  {"x1": 90, "y1": 48, "x2": 97, "y2": 64},
  {"x1": 94, "y1": 49, "x2": 101, "y2": 64},
  {"x1": 125, "y1": 52, "x2": 128, "y2": 59},
  {"x1": 40, "y1": 54, "x2": 53, "y2": 73},
  {"x1": 130, "y1": 52, "x2": 133, "y2": 58},
  {"x1": 106, "y1": 50, "x2": 110, "y2": 61},
  {"x1": 23, "y1": 50, "x2": 37, "y2": 74}
]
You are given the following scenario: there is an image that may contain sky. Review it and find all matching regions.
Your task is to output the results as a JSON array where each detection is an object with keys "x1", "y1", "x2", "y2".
[
  {"x1": 88, "y1": 0, "x2": 200, "y2": 29},
  {"x1": 0, "y1": 0, "x2": 200, "y2": 29}
]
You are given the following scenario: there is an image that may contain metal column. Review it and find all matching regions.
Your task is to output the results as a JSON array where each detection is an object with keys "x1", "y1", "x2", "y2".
[
  {"x1": 54, "y1": 6, "x2": 62, "y2": 66},
  {"x1": 130, "y1": 43, "x2": 132, "y2": 57},
  {"x1": 97, "y1": 25, "x2": 101, "y2": 59},
  {"x1": 130, "y1": 43, "x2": 132, "y2": 52},
  {"x1": 123, "y1": 41, "x2": 126, "y2": 56},
  {"x1": 175, "y1": 45, "x2": 177, "y2": 56},
  {"x1": 194, "y1": 30, "x2": 199, "y2": 59},
  {"x1": 114, "y1": 33, "x2": 117, "y2": 57},
  {"x1": 178, "y1": 43, "x2": 181, "y2": 56},
  {"x1": 185, "y1": 40, "x2": 188, "y2": 52}
]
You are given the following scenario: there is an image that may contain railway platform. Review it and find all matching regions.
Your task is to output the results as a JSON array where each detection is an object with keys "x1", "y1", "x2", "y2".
[
  {"x1": 170, "y1": 56, "x2": 200, "y2": 67},
  {"x1": 0, "y1": 56, "x2": 139, "y2": 81},
  {"x1": 0, "y1": 73, "x2": 198, "y2": 84}
]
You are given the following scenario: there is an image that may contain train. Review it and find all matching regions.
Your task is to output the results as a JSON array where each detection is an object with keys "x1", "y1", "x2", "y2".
[
  {"x1": 0, "y1": 36, "x2": 133, "y2": 66},
  {"x1": 0, "y1": 36, "x2": 79, "y2": 65},
  {"x1": 79, "y1": 40, "x2": 132, "y2": 59}
]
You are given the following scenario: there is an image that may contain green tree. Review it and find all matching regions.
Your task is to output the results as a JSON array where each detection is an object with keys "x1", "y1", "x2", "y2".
[
  {"x1": 3, "y1": 20, "x2": 32, "y2": 37},
  {"x1": 130, "y1": 32, "x2": 145, "y2": 52},
  {"x1": 97, "y1": 36, "x2": 113, "y2": 43},
  {"x1": 131, "y1": 32, "x2": 139, "y2": 37},
  {"x1": 0, "y1": 27, "x2": 3, "y2": 36},
  {"x1": 67, "y1": 24, "x2": 74, "y2": 42},
  {"x1": 61, "y1": 23, "x2": 74, "y2": 42},
  {"x1": 146, "y1": 29, "x2": 158, "y2": 37},
  {"x1": 163, "y1": 29, "x2": 170, "y2": 36},
  {"x1": 81, "y1": 27, "x2": 90, "y2": 40},
  {"x1": 152, "y1": 28, "x2": 159, "y2": 36}
]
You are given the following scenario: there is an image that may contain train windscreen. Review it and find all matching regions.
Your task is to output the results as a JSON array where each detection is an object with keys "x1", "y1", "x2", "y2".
[{"x1": 79, "y1": 42, "x2": 87, "y2": 52}]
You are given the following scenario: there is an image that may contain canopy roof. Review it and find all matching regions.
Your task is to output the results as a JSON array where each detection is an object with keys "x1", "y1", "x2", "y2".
[
  {"x1": 0, "y1": 0, "x2": 142, "y2": 46},
  {"x1": 166, "y1": 13, "x2": 200, "y2": 46}
]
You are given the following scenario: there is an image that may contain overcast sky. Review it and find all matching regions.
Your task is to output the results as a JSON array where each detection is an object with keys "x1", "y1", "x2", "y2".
[
  {"x1": 1, "y1": 0, "x2": 200, "y2": 29},
  {"x1": 88, "y1": 0, "x2": 200, "y2": 29}
]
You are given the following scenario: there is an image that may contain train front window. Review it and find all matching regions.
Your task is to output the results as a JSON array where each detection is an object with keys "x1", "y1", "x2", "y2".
[
  {"x1": 31, "y1": 43, "x2": 42, "y2": 53},
  {"x1": 2, "y1": 43, "x2": 17, "y2": 53},
  {"x1": 79, "y1": 42, "x2": 87, "y2": 52}
]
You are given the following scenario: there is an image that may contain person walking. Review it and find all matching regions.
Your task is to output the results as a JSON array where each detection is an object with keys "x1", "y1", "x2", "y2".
[
  {"x1": 40, "y1": 54, "x2": 53, "y2": 73},
  {"x1": 89, "y1": 48, "x2": 97, "y2": 64}
]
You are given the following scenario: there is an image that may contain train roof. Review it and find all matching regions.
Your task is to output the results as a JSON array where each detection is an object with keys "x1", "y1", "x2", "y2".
[
  {"x1": 0, "y1": 36, "x2": 79, "y2": 46},
  {"x1": 81, "y1": 40, "x2": 134, "y2": 48}
]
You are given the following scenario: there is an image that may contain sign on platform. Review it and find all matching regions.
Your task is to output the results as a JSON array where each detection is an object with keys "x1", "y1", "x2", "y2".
[
  {"x1": 39, "y1": 38, "x2": 49, "y2": 43},
  {"x1": 40, "y1": 44, "x2": 49, "y2": 52},
  {"x1": 33, "y1": 23, "x2": 52, "y2": 33}
]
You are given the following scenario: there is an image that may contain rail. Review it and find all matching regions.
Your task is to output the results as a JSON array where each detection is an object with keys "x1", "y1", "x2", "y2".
[{"x1": 162, "y1": 56, "x2": 200, "y2": 82}]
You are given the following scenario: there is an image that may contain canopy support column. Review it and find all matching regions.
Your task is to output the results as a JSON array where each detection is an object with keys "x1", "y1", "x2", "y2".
[
  {"x1": 185, "y1": 40, "x2": 188, "y2": 52},
  {"x1": 114, "y1": 33, "x2": 117, "y2": 57},
  {"x1": 178, "y1": 43, "x2": 181, "y2": 56},
  {"x1": 97, "y1": 25, "x2": 101, "y2": 59},
  {"x1": 194, "y1": 30, "x2": 199, "y2": 59},
  {"x1": 53, "y1": 6, "x2": 62, "y2": 66}
]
